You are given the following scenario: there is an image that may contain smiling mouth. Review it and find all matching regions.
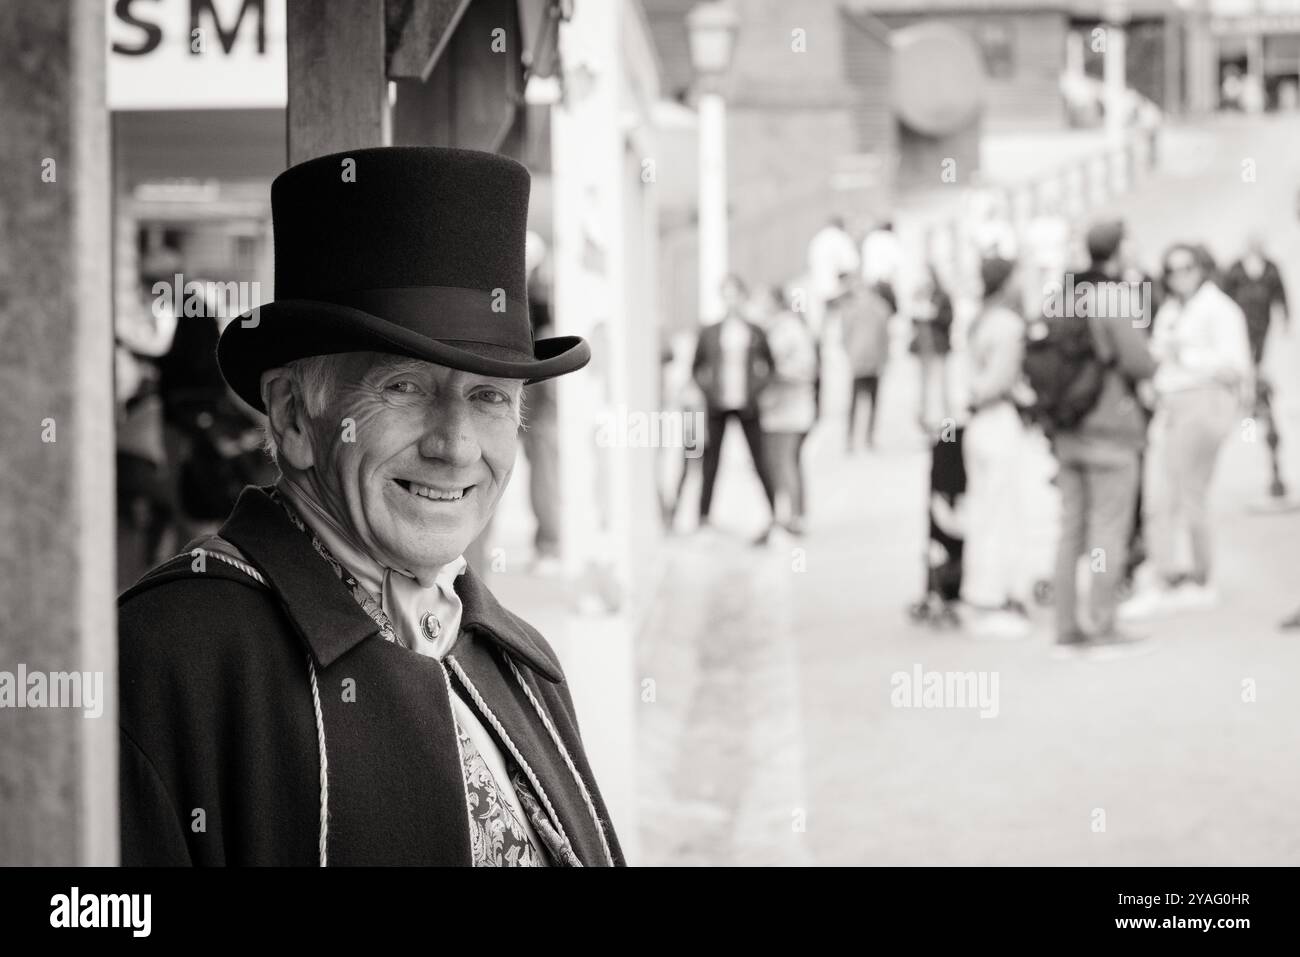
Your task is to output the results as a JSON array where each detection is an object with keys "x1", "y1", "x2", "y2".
[{"x1": 394, "y1": 479, "x2": 473, "y2": 502}]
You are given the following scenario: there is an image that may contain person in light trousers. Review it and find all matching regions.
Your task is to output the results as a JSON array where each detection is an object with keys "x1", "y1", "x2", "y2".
[
  {"x1": 961, "y1": 257, "x2": 1031, "y2": 639},
  {"x1": 1121, "y1": 243, "x2": 1252, "y2": 619}
]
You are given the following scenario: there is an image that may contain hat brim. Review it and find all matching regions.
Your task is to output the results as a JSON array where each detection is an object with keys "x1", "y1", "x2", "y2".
[{"x1": 217, "y1": 299, "x2": 590, "y2": 413}]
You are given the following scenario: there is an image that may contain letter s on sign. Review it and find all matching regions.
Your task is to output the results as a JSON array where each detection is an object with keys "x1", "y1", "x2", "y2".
[{"x1": 113, "y1": 0, "x2": 164, "y2": 56}]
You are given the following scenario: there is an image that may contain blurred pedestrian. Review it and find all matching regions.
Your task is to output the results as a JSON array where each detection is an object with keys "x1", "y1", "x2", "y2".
[
  {"x1": 807, "y1": 215, "x2": 860, "y2": 337},
  {"x1": 463, "y1": 231, "x2": 562, "y2": 575},
  {"x1": 692, "y1": 273, "x2": 778, "y2": 542},
  {"x1": 968, "y1": 190, "x2": 1018, "y2": 261},
  {"x1": 861, "y1": 219, "x2": 901, "y2": 307},
  {"x1": 1223, "y1": 232, "x2": 1291, "y2": 500},
  {"x1": 840, "y1": 273, "x2": 892, "y2": 451},
  {"x1": 660, "y1": 328, "x2": 706, "y2": 530},
  {"x1": 755, "y1": 286, "x2": 818, "y2": 535},
  {"x1": 159, "y1": 281, "x2": 273, "y2": 545},
  {"x1": 115, "y1": 260, "x2": 181, "y2": 591},
  {"x1": 520, "y1": 231, "x2": 562, "y2": 574},
  {"x1": 1121, "y1": 243, "x2": 1253, "y2": 619},
  {"x1": 910, "y1": 261, "x2": 955, "y2": 430},
  {"x1": 1114, "y1": 227, "x2": 1160, "y2": 589},
  {"x1": 1050, "y1": 221, "x2": 1157, "y2": 650},
  {"x1": 961, "y1": 257, "x2": 1031, "y2": 638},
  {"x1": 1023, "y1": 188, "x2": 1070, "y2": 320}
]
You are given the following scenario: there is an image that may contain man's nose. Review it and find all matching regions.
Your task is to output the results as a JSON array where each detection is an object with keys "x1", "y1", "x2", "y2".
[{"x1": 417, "y1": 404, "x2": 479, "y2": 466}]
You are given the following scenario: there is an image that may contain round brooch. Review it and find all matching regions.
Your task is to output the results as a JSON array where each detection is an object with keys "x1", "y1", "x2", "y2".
[{"x1": 420, "y1": 612, "x2": 441, "y2": 641}]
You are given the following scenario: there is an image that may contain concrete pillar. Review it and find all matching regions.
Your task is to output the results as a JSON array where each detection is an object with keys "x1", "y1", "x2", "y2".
[
  {"x1": 0, "y1": 0, "x2": 116, "y2": 865},
  {"x1": 550, "y1": 0, "x2": 641, "y2": 862}
]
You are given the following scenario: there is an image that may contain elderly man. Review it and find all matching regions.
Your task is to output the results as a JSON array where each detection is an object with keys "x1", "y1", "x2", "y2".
[{"x1": 118, "y1": 147, "x2": 623, "y2": 866}]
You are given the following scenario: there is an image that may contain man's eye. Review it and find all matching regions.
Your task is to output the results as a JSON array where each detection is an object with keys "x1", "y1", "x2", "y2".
[
  {"x1": 386, "y1": 380, "x2": 420, "y2": 394},
  {"x1": 474, "y1": 389, "x2": 507, "y2": 405}
]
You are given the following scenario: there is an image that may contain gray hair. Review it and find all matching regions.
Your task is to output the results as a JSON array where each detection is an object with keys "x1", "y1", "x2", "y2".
[{"x1": 261, "y1": 354, "x2": 345, "y2": 465}]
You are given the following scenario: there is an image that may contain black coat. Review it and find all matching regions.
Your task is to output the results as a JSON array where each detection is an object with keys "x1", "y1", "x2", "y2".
[
  {"x1": 118, "y1": 487, "x2": 624, "y2": 866},
  {"x1": 691, "y1": 317, "x2": 774, "y2": 411}
]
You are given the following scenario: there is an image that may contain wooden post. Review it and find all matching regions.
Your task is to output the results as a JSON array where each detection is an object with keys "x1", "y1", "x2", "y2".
[
  {"x1": 287, "y1": 0, "x2": 391, "y2": 164},
  {"x1": 0, "y1": 0, "x2": 116, "y2": 865}
]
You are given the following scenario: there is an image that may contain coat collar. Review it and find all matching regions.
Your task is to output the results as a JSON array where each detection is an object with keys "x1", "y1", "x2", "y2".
[{"x1": 219, "y1": 486, "x2": 564, "y2": 682}]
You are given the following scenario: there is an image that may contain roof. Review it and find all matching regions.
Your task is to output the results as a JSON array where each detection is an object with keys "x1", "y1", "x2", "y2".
[{"x1": 641, "y1": 0, "x2": 697, "y2": 101}]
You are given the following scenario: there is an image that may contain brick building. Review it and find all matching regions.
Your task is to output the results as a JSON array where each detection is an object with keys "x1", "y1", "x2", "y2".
[
  {"x1": 643, "y1": 0, "x2": 1192, "y2": 331},
  {"x1": 645, "y1": 0, "x2": 894, "y2": 334}
]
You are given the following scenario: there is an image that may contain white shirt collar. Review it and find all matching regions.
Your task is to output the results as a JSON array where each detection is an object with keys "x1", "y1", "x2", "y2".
[{"x1": 278, "y1": 478, "x2": 468, "y2": 658}]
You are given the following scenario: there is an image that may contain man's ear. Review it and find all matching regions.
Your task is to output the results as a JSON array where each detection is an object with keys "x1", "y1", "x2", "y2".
[{"x1": 262, "y1": 369, "x2": 316, "y2": 470}]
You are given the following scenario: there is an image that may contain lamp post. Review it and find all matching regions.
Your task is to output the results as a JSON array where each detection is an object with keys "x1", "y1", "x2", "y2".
[
  {"x1": 687, "y1": 0, "x2": 739, "y2": 325},
  {"x1": 1103, "y1": 0, "x2": 1129, "y2": 142}
]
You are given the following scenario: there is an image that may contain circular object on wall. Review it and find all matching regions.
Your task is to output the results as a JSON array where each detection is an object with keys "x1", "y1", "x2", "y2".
[{"x1": 891, "y1": 23, "x2": 987, "y2": 137}]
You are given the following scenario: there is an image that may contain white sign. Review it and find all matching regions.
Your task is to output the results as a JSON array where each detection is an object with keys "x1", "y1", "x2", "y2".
[{"x1": 107, "y1": 0, "x2": 286, "y2": 110}]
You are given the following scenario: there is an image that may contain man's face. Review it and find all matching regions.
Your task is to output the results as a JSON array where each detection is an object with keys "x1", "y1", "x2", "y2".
[
  {"x1": 1163, "y1": 251, "x2": 1203, "y2": 299},
  {"x1": 306, "y1": 353, "x2": 523, "y2": 577},
  {"x1": 720, "y1": 278, "x2": 746, "y2": 313}
]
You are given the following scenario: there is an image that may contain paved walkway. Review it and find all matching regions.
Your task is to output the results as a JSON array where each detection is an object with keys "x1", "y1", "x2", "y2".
[{"x1": 636, "y1": 114, "x2": 1300, "y2": 866}]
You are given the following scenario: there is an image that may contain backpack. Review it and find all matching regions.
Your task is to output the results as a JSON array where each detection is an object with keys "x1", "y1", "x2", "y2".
[{"x1": 1021, "y1": 313, "x2": 1108, "y2": 433}]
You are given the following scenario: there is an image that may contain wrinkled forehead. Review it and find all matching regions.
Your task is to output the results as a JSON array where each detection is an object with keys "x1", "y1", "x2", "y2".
[{"x1": 350, "y1": 352, "x2": 522, "y2": 390}]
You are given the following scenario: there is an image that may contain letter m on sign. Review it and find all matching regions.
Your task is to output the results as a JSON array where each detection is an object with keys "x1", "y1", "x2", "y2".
[{"x1": 191, "y1": 0, "x2": 267, "y2": 55}]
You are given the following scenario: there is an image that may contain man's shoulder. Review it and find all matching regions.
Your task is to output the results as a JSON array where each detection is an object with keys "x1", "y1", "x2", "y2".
[{"x1": 118, "y1": 551, "x2": 285, "y2": 659}]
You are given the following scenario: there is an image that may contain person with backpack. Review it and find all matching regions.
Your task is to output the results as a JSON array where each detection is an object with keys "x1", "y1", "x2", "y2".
[
  {"x1": 961, "y1": 257, "x2": 1032, "y2": 639},
  {"x1": 1120, "y1": 242, "x2": 1253, "y2": 619},
  {"x1": 1041, "y1": 221, "x2": 1157, "y2": 650}
]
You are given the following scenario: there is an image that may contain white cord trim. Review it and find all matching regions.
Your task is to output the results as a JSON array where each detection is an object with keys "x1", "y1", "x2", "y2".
[
  {"x1": 307, "y1": 654, "x2": 329, "y2": 867},
  {"x1": 444, "y1": 656, "x2": 575, "y2": 856},
  {"x1": 503, "y1": 656, "x2": 616, "y2": 867},
  {"x1": 201, "y1": 547, "x2": 266, "y2": 584},
  {"x1": 194, "y1": 547, "x2": 330, "y2": 866},
  {"x1": 435, "y1": 662, "x2": 477, "y2": 857}
]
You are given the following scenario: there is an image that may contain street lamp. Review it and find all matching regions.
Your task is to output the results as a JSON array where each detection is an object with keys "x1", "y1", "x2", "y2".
[
  {"x1": 687, "y1": 0, "x2": 739, "y2": 325},
  {"x1": 1102, "y1": 0, "x2": 1129, "y2": 141}
]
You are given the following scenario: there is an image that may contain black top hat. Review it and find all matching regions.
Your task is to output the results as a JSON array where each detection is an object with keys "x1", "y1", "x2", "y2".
[{"x1": 217, "y1": 146, "x2": 589, "y2": 412}]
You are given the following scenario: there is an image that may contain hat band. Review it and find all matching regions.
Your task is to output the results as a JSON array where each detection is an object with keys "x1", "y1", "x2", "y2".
[{"x1": 325, "y1": 285, "x2": 530, "y2": 351}]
